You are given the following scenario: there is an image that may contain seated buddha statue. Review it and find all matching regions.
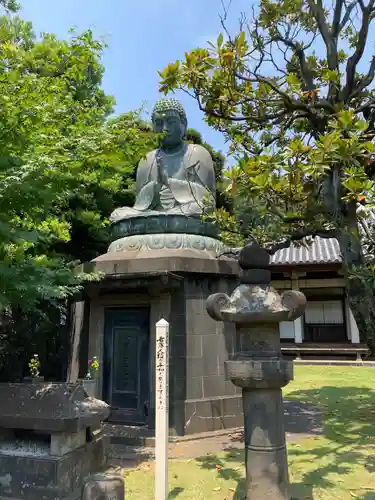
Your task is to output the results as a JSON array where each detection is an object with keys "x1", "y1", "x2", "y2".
[{"x1": 109, "y1": 98, "x2": 216, "y2": 223}]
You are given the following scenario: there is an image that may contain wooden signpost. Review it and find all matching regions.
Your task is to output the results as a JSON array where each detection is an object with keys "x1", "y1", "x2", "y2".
[{"x1": 155, "y1": 319, "x2": 170, "y2": 500}]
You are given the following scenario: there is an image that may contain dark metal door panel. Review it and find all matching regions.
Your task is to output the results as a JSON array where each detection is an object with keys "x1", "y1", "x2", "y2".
[{"x1": 103, "y1": 308, "x2": 149, "y2": 424}]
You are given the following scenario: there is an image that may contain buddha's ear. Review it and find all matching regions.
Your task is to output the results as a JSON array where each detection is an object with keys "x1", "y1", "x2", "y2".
[{"x1": 181, "y1": 119, "x2": 188, "y2": 139}]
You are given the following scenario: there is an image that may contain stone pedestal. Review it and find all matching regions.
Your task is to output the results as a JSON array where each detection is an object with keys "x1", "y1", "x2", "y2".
[
  {"x1": 81, "y1": 213, "x2": 243, "y2": 436},
  {"x1": 0, "y1": 382, "x2": 110, "y2": 500},
  {"x1": 86, "y1": 247, "x2": 241, "y2": 436},
  {"x1": 206, "y1": 244, "x2": 306, "y2": 500}
]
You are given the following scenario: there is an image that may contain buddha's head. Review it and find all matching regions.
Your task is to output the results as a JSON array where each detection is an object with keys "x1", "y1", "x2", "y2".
[{"x1": 151, "y1": 98, "x2": 187, "y2": 148}]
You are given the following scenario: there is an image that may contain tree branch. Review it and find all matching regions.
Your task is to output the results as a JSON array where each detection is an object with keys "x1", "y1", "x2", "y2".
[
  {"x1": 195, "y1": 93, "x2": 287, "y2": 123},
  {"x1": 273, "y1": 33, "x2": 315, "y2": 91},
  {"x1": 266, "y1": 229, "x2": 339, "y2": 255},
  {"x1": 307, "y1": 0, "x2": 337, "y2": 70},
  {"x1": 338, "y1": 0, "x2": 358, "y2": 31},
  {"x1": 269, "y1": 206, "x2": 307, "y2": 224},
  {"x1": 332, "y1": 0, "x2": 345, "y2": 37},
  {"x1": 216, "y1": 228, "x2": 339, "y2": 259},
  {"x1": 351, "y1": 55, "x2": 375, "y2": 99},
  {"x1": 235, "y1": 71, "x2": 335, "y2": 113},
  {"x1": 342, "y1": 0, "x2": 375, "y2": 100},
  {"x1": 358, "y1": 0, "x2": 366, "y2": 11}
]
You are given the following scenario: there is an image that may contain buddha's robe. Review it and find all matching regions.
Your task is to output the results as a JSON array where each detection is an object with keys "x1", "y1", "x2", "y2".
[{"x1": 110, "y1": 143, "x2": 216, "y2": 222}]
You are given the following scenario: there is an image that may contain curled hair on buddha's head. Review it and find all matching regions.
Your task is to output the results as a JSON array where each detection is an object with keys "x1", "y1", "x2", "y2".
[{"x1": 151, "y1": 98, "x2": 188, "y2": 136}]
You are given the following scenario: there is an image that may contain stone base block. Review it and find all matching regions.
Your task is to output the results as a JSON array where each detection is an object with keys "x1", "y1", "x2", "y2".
[
  {"x1": 0, "y1": 435, "x2": 108, "y2": 500},
  {"x1": 50, "y1": 430, "x2": 86, "y2": 457},
  {"x1": 82, "y1": 474, "x2": 124, "y2": 500},
  {"x1": 183, "y1": 395, "x2": 243, "y2": 435}
]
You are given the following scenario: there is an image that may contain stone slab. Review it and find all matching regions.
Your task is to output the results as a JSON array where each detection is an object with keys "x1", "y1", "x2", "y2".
[
  {"x1": 82, "y1": 474, "x2": 124, "y2": 500},
  {"x1": 0, "y1": 383, "x2": 110, "y2": 433},
  {"x1": 88, "y1": 249, "x2": 239, "y2": 277},
  {"x1": 50, "y1": 430, "x2": 86, "y2": 457}
]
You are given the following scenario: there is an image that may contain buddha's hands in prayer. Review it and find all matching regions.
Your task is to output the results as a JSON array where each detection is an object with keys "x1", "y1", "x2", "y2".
[
  {"x1": 159, "y1": 166, "x2": 169, "y2": 186},
  {"x1": 156, "y1": 152, "x2": 169, "y2": 186}
]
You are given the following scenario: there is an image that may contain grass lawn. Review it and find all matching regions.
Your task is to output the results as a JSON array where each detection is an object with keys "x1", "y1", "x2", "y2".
[{"x1": 124, "y1": 366, "x2": 375, "y2": 499}]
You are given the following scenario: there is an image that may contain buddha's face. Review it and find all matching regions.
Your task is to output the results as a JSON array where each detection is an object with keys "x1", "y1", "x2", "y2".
[{"x1": 153, "y1": 111, "x2": 185, "y2": 148}]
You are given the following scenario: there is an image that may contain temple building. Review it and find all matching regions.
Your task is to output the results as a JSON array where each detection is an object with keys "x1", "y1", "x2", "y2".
[{"x1": 271, "y1": 235, "x2": 368, "y2": 360}]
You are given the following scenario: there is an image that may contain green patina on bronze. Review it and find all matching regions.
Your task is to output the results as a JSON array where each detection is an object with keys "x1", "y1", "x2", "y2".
[
  {"x1": 110, "y1": 213, "x2": 219, "y2": 241},
  {"x1": 108, "y1": 233, "x2": 228, "y2": 254},
  {"x1": 109, "y1": 98, "x2": 216, "y2": 221},
  {"x1": 151, "y1": 98, "x2": 187, "y2": 127},
  {"x1": 108, "y1": 98, "x2": 221, "y2": 253}
]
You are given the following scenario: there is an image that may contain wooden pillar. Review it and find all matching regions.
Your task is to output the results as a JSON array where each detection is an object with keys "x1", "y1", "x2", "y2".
[
  {"x1": 345, "y1": 298, "x2": 361, "y2": 344},
  {"x1": 291, "y1": 272, "x2": 304, "y2": 344},
  {"x1": 293, "y1": 316, "x2": 304, "y2": 344},
  {"x1": 66, "y1": 299, "x2": 85, "y2": 383}
]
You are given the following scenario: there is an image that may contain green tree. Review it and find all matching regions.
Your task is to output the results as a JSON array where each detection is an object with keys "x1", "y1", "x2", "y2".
[
  {"x1": 0, "y1": 10, "x2": 158, "y2": 379},
  {"x1": 50, "y1": 111, "x2": 156, "y2": 263},
  {"x1": 186, "y1": 127, "x2": 231, "y2": 211},
  {"x1": 160, "y1": 0, "x2": 375, "y2": 350},
  {"x1": 0, "y1": 13, "x2": 152, "y2": 313},
  {"x1": 0, "y1": 0, "x2": 18, "y2": 12}
]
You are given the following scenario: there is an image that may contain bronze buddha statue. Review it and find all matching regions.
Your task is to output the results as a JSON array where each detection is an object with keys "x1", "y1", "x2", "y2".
[{"x1": 110, "y1": 98, "x2": 216, "y2": 222}]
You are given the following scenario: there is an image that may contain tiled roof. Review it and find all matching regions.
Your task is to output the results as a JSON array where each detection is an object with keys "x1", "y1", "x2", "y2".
[
  {"x1": 269, "y1": 205, "x2": 375, "y2": 266},
  {"x1": 270, "y1": 236, "x2": 341, "y2": 266}
]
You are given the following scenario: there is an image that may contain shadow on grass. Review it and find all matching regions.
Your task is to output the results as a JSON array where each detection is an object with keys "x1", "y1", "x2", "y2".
[
  {"x1": 196, "y1": 450, "x2": 245, "y2": 500},
  {"x1": 286, "y1": 385, "x2": 375, "y2": 495},
  {"x1": 197, "y1": 386, "x2": 375, "y2": 499},
  {"x1": 196, "y1": 449, "x2": 314, "y2": 499},
  {"x1": 168, "y1": 487, "x2": 184, "y2": 498}
]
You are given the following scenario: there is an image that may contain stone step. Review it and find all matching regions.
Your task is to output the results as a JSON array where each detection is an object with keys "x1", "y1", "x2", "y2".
[
  {"x1": 109, "y1": 444, "x2": 155, "y2": 460},
  {"x1": 105, "y1": 423, "x2": 244, "y2": 448},
  {"x1": 108, "y1": 444, "x2": 154, "y2": 469},
  {"x1": 105, "y1": 423, "x2": 155, "y2": 447},
  {"x1": 109, "y1": 434, "x2": 155, "y2": 447}
]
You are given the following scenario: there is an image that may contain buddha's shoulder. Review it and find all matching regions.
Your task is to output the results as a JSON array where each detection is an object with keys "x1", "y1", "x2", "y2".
[
  {"x1": 186, "y1": 143, "x2": 213, "y2": 161},
  {"x1": 138, "y1": 149, "x2": 158, "y2": 165}
]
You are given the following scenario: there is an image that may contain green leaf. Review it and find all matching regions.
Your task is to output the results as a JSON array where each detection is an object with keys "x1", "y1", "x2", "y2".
[{"x1": 217, "y1": 32, "x2": 224, "y2": 48}]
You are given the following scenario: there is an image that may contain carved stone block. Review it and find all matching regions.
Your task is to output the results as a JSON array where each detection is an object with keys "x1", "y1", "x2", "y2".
[{"x1": 82, "y1": 474, "x2": 125, "y2": 500}]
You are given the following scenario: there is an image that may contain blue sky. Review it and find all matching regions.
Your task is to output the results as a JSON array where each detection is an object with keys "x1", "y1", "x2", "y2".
[
  {"x1": 21, "y1": 0, "x2": 249, "y2": 153},
  {"x1": 20, "y1": 1, "x2": 375, "y2": 156}
]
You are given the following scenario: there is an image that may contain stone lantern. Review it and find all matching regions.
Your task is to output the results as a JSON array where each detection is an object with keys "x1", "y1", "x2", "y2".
[{"x1": 206, "y1": 244, "x2": 306, "y2": 500}]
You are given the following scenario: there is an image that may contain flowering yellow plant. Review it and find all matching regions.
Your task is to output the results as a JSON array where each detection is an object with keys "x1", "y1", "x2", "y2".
[
  {"x1": 28, "y1": 354, "x2": 40, "y2": 378},
  {"x1": 85, "y1": 356, "x2": 99, "y2": 379}
]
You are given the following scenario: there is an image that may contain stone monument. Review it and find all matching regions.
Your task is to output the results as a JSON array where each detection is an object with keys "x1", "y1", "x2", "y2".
[
  {"x1": 206, "y1": 244, "x2": 306, "y2": 500},
  {"x1": 0, "y1": 382, "x2": 110, "y2": 500},
  {"x1": 84, "y1": 98, "x2": 242, "y2": 437}
]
